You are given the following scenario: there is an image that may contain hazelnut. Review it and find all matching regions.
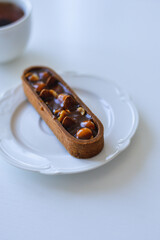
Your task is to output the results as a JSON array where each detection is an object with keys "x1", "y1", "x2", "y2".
[
  {"x1": 46, "y1": 76, "x2": 57, "y2": 88},
  {"x1": 58, "y1": 110, "x2": 69, "y2": 122},
  {"x1": 77, "y1": 107, "x2": 85, "y2": 115},
  {"x1": 80, "y1": 120, "x2": 95, "y2": 130},
  {"x1": 66, "y1": 109, "x2": 71, "y2": 113},
  {"x1": 49, "y1": 89, "x2": 58, "y2": 98},
  {"x1": 58, "y1": 93, "x2": 68, "y2": 102},
  {"x1": 39, "y1": 71, "x2": 50, "y2": 80},
  {"x1": 62, "y1": 116, "x2": 75, "y2": 128},
  {"x1": 76, "y1": 128, "x2": 93, "y2": 139},
  {"x1": 54, "y1": 108, "x2": 62, "y2": 115},
  {"x1": 58, "y1": 94, "x2": 76, "y2": 109},
  {"x1": 53, "y1": 84, "x2": 64, "y2": 94},
  {"x1": 36, "y1": 83, "x2": 46, "y2": 93},
  {"x1": 54, "y1": 108, "x2": 69, "y2": 115},
  {"x1": 28, "y1": 73, "x2": 39, "y2": 82},
  {"x1": 40, "y1": 89, "x2": 57, "y2": 101}
]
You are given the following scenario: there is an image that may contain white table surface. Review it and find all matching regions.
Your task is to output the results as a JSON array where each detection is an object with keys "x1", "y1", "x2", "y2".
[{"x1": 0, "y1": 0, "x2": 160, "y2": 239}]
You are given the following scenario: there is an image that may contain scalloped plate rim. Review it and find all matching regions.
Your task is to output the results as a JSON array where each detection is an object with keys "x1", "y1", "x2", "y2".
[{"x1": 0, "y1": 73, "x2": 139, "y2": 175}]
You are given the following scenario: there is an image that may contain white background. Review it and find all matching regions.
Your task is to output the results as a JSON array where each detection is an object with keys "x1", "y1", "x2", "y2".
[{"x1": 0, "y1": 0, "x2": 160, "y2": 239}]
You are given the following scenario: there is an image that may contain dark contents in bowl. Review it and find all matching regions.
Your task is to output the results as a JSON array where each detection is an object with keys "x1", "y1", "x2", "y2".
[{"x1": 0, "y1": 2, "x2": 24, "y2": 27}]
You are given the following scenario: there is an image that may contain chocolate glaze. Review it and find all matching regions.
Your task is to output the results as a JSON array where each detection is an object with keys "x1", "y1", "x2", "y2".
[{"x1": 25, "y1": 68, "x2": 98, "y2": 138}]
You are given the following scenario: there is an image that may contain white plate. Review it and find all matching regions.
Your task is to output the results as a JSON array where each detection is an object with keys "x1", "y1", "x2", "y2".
[{"x1": 0, "y1": 73, "x2": 138, "y2": 175}]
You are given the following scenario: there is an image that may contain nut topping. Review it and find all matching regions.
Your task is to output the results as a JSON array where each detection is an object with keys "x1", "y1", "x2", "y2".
[
  {"x1": 53, "y1": 84, "x2": 64, "y2": 94},
  {"x1": 80, "y1": 120, "x2": 95, "y2": 130},
  {"x1": 58, "y1": 93, "x2": 68, "y2": 102},
  {"x1": 54, "y1": 108, "x2": 62, "y2": 115},
  {"x1": 77, "y1": 107, "x2": 85, "y2": 115},
  {"x1": 58, "y1": 110, "x2": 69, "y2": 122},
  {"x1": 39, "y1": 71, "x2": 50, "y2": 80},
  {"x1": 25, "y1": 69, "x2": 98, "y2": 140},
  {"x1": 66, "y1": 109, "x2": 71, "y2": 113},
  {"x1": 49, "y1": 89, "x2": 58, "y2": 98},
  {"x1": 46, "y1": 76, "x2": 57, "y2": 88},
  {"x1": 36, "y1": 83, "x2": 46, "y2": 93},
  {"x1": 76, "y1": 128, "x2": 93, "y2": 139},
  {"x1": 40, "y1": 89, "x2": 57, "y2": 101},
  {"x1": 58, "y1": 94, "x2": 76, "y2": 109},
  {"x1": 54, "y1": 108, "x2": 70, "y2": 115},
  {"x1": 62, "y1": 116, "x2": 75, "y2": 128},
  {"x1": 28, "y1": 73, "x2": 39, "y2": 82}
]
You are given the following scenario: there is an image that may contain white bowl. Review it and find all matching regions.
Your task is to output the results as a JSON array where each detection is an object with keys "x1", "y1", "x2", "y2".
[{"x1": 0, "y1": 0, "x2": 32, "y2": 63}]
